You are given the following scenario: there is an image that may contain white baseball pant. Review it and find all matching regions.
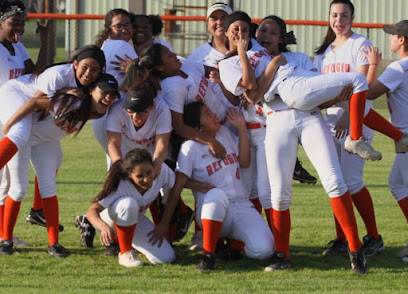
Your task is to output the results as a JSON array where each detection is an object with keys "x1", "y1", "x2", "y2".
[
  {"x1": 265, "y1": 109, "x2": 348, "y2": 211},
  {"x1": 100, "y1": 196, "x2": 175, "y2": 264},
  {"x1": 196, "y1": 188, "x2": 274, "y2": 260}
]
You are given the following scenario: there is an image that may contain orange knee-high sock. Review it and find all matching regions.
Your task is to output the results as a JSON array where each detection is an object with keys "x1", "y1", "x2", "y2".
[
  {"x1": 230, "y1": 239, "x2": 245, "y2": 252},
  {"x1": 334, "y1": 216, "x2": 347, "y2": 242},
  {"x1": 250, "y1": 198, "x2": 262, "y2": 214},
  {"x1": 349, "y1": 91, "x2": 367, "y2": 140},
  {"x1": 271, "y1": 209, "x2": 291, "y2": 258},
  {"x1": 149, "y1": 199, "x2": 160, "y2": 225},
  {"x1": 116, "y1": 224, "x2": 136, "y2": 254},
  {"x1": 352, "y1": 187, "x2": 379, "y2": 239},
  {"x1": 397, "y1": 197, "x2": 408, "y2": 223},
  {"x1": 330, "y1": 192, "x2": 361, "y2": 252},
  {"x1": 3, "y1": 196, "x2": 21, "y2": 241},
  {"x1": 201, "y1": 219, "x2": 223, "y2": 255},
  {"x1": 0, "y1": 204, "x2": 4, "y2": 238},
  {"x1": 32, "y1": 176, "x2": 42, "y2": 210},
  {"x1": 264, "y1": 208, "x2": 272, "y2": 230},
  {"x1": 0, "y1": 137, "x2": 18, "y2": 171},
  {"x1": 42, "y1": 196, "x2": 59, "y2": 246},
  {"x1": 364, "y1": 109, "x2": 403, "y2": 141}
]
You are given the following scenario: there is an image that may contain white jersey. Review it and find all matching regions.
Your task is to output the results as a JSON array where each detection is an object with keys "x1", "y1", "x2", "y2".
[
  {"x1": 0, "y1": 42, "x2": 30, "y2": 86},
  {"x1": 102, "y1": 39, "x2": 137, "y2": 86},
  {"x1": 378, "y1": 57, "x2": 408, "y2": 130},
  {"x1": 35, "y1": 64, "x2": 79, "y2": 97},
  {"x1": 187, "y1": 42, "x2": 226, "y2": 67},
  {"x1": 106, "y1": 96, "x2": 172, "y2": 156},
  {"x1": 314, "y1": 33, "x2": 373, "y2": 126},
  {"x1": 176, "y1": 126, "x2": 248, "y2": 205},
  {"x1": 99, "y1": 163, "x2": 175, "y2": 214},
  {"x1": 153, "y1": 39, "x2": 173, "y2": 52},
  {"x1": 160, "y1": 58, "x2": 231, "y2": 121}
]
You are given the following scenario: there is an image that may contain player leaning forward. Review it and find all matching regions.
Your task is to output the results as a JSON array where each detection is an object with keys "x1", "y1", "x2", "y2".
[
  {"x1": 368, "y1": 20, "x2": 408, "y2": 263},
  {"x1": 149, "y1": 102, "x2": 274, "y2": 270}
]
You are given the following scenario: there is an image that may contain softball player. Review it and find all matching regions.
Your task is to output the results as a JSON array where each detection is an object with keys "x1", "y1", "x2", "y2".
[
  {"x1": 0, "y1": 0, "x2": 49, "y2": 246},
  {"x1": 149, "y1": 102, "x2": 274, "y2": 270},
  {"x1": 314, "y1": 0, "x2": 383, "y2": 256},
  {"x1": 86, "y1": 148, "x2": 175, "y2": 267},
  {"x1": 0, "y1": 73, "x2": 119, "y2": 256},
  {"x1": 219, "y1": 11, "x2": 367, "y2": 274},
  {"x1": 367, "y1": 20, "x2": 408, "y2": 263}
]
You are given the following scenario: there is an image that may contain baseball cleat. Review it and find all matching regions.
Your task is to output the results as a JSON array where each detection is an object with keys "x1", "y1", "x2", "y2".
[
  {"x1": 12, "y1": 235, "x2": 30, "y2": 247},
  {"x1": 264, "y1": 252, "x2": 290, "y2": 272},
  {"x1": 75, "y1": 215, "x2": 95, "y2": 248},
  {"x1": 196, "y1": 252, "x2": 216, "y2": 271},
  {"x1": 322, "y1": 238, "x2": 348, "y2": 255},
  {"x1": 27, "y1": 208, "x2": 64, "y2": 232},
  {"x1": 189, "y1": 231, "x2": 203, "y2": 251},
  {"x1": 349, "y1": 248, "x2": 367, "y2": 275},
  {"x1": 48, "y1": 243, "x2": 70, "y2": 258},
  {"x1": 293, "y1": 159, "x2": 317, "y2": 185},
  {"x1": 104, "y1": 240, "x2": 120, "y2": 257},
  {"x1": 174, "y1": 206, "x2": 195, "y2": 242},
  {"x1": 344, "y1": 136, "x2": 382, "y2": 161},
  {"x1": 362, "y1": 234, "x2": 384, "y2": 257},
  {"x1": 398, "y1": 241, "x2": 408, "y2": 263},
  {"x1": 118, "y1": 250, "x2": 144, "y2": 267},
  {"x1": 0, "y1": 240, "x2": 14, "y2": 255},
  {"x1": 395, "y1": 133, "x2": 408, "y2": 153}
]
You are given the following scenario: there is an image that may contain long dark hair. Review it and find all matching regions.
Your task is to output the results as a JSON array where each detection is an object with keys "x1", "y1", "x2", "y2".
[
  {"x1": 94, "y1": 148, "x2": 153, "y2": 202},
  {"x1": 0, "y1": 0, "x2": 25, "y2": 14},
  {"x1": 224, "y1": 11, "x2": 253, "y2": 59},
  {"x1": 259, "y1": 15, "x2": 297, "y2": 53},
  {"x1": 120, "y1": 58, "x2": 160, "y2": 94},
  {"x1": 183, "y1": 101, "x2": 205, "y2": 128},
  {"x1": 315, "y1": 0, "x2": 355, "y2": 55},
  {"x1": 95, "y1": 8, "x2": 131, "y2": 47},
  {"x1": 137, "y1": 43, "x2": 166, "y2": 79}
]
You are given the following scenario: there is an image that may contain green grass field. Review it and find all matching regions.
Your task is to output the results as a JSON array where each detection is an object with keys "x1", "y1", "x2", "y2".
[{"x1": 0, "y1": 97, "x2": 407, "y2": 293}]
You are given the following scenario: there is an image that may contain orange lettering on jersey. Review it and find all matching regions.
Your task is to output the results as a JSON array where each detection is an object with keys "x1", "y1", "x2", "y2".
[
  {"x1": 196, "y1": 76, "x2": 209, "y2": 102},
  {"x1": 322, "y1": 63, "x2": 350, "y2": 73},
  {"x1": 205, "y1": 152, "x2": 239, "y2": 176}
]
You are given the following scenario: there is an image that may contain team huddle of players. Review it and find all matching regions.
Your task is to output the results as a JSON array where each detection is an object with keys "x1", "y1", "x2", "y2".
[{"x1": 1, "y1": 0, "x2": 408, "y2": 275}]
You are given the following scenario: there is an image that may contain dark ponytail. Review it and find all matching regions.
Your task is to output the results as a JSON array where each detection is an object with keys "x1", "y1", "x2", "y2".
[{"x1": 94, "y1": 149, "x2": 153, "y2": 202}]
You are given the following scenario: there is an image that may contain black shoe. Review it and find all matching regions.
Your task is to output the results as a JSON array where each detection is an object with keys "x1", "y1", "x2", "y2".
[
  {"x1": 215, "y1": 239, "x2": 244, "y2": 261},
  {"x1": 174, "y1": 206, "x2": 195, "y2": 242},
  {"x1": 26, "y1": 208, "x2": 64, "y2": 232},
  {"x1": 322, "y1": 238, "x2": 348, "y2": 255},
  {"x1": 293, "y1": 159, "x2": 317, "y2": 185},
  {"x1": 48, "y1": 243, "x2": 70, "y2": 258},
  {"x1": 349, "y1": 249, "x2": 367, "y2": 274},
  {"x1": 0, "y1": 240, "x2": 14, "y2": 255},
  {"x1": 75, "y1": 215, "x2": 95, "y2": 248},
  {"x1": 362, "y1": 234, "x2": 384, "y2": 257},
  {"x1": 264, "y1": 252, "x2": 290, "y2": 271},
  {"x1": 104, "y1": 240, "x2": 120, "y2": 257},
  {"x1": 197, "y1": 252, "x2": 216, "y2": 271}
]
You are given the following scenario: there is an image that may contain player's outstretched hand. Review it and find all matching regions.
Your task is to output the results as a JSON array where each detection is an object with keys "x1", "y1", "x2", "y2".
[
  {"x1": 100, "y1": 224, "x2": 115, "y2": 246},
  {"x1": 36, "y1": 20, "x2": 50, "y2": 44},
  {"x1": 334, "y1": 110, "x2": 350, "y2": 139},
  {"x1": 209, "y1": 139, "x2": 227, "y2": 159},
  {"x1": 226, "y1": 107, "x2": 246, "y2": 131},
  {"x1": 111, "y1": 54, "x2": 133, "y2": 73},
  {"x1": 236, "y1": 26, "x2": 250, "y2": 55},
  {"x1": 362, "y1": 45, "x2": 382, "y2": 66},
  {"x1": 147, "y1": 222, "x2": 169, "y2": 248},
  {"x1": 209, "y1": 70, "x2": 221, "y2": 84}
]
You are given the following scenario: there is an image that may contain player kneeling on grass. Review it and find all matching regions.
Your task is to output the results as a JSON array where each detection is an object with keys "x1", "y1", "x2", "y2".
[
  {"x1": 148, "y1": 102, "x2": 274, "y2": 271},
  {"x1": 86, "y1": 148, "x2": 176, "y2": 267}
]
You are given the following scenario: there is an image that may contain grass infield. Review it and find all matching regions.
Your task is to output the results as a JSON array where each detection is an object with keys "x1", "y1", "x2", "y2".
[{"x1": 0, "y1": 97, "x2": 407, "y2": 293}]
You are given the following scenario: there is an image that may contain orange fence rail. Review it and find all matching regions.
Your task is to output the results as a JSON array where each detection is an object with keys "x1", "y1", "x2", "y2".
[{"x1": 27, "y1": 13, "x2": 391, "y2": 29}]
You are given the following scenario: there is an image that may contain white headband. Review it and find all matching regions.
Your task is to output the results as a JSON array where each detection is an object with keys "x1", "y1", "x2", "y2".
[{"x1": 0, "y1": 5, "x2": 26, "y2": 22}]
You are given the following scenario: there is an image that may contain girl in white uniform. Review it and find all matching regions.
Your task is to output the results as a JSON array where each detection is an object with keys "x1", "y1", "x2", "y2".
[
  {"x1": 149, "y1": 102, "x2": 274, "y2": 271},
  {"x1": 314, "y1": 0, "x2": 384, "y2": 256},
  {"x1": 0, "y1": 0, "x2": 48, "y2": 246},
  {"x1": 86, "y1": 148, "x2": 175, "y2": 267},
  {"x1": 367, "y1": 20, "x2": 408, "y2": 263},
  {"x1": 0, "y1": 73, "x2": 119, "y2": 256},
  {"x1": 93, "y1": 8, "x2": 138, "y2": 170},
  {"x1": 219, "y1": 11, "x2": 367, "y2": 274}
]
